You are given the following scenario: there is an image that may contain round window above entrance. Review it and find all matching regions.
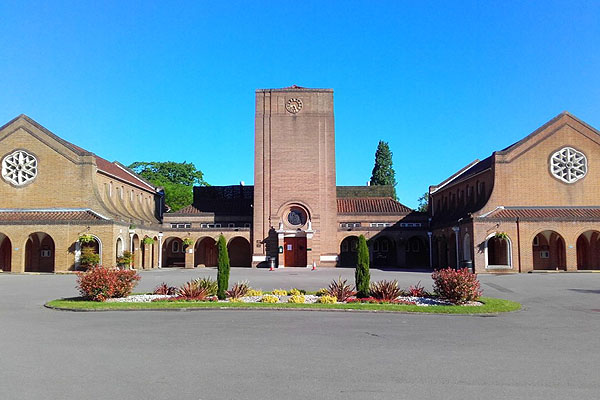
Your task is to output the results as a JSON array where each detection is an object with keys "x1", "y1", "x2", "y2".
[{"x1": 286, "y1": 207, "x2": 307, "y2": 227}]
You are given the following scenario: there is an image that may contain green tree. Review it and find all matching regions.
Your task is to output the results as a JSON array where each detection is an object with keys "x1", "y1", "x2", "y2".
[
  {"x1": 417, "y1": 192, "x2": 429, "y2": 212},
  {"x1": 128, "y1": 161, "x2": 208, "y2": 212},
  {"x1": 216, "y1": 234, "x2": 230, "y2": 300},
  {"x1": 370, "y1": 141, "x2": 397, "y2": 199},
  {"x1": 355, "y1": 235, "x2": 370, "y2": 298}
]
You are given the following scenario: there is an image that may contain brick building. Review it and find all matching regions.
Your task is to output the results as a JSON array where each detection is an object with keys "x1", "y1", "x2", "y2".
[
  {"x1": 3, "y1": 88, "x2": 596, "y2": 273},
  {"x1": 430, "y1": 112, "x2": 600, "y2": 273}
]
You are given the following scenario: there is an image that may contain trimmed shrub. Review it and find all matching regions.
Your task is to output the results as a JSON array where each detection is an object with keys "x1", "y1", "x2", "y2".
[
  {"x1": 288, "y1": 294, "x2": 305, "y2": 303},
  {"x1": 431, "y1": 267, "x2": 482, "y2": 304},
  {"x1": 355, "y1": 235, "x2": 370, "y2": 298},
  {"x1": 77, "y1": 266, "x2": 140, "y2": 301},
  {"x1": 216, "y1": 235, "x2": 230, "y2": 300},
  {"x1": 370, "y1": 280, "x2": 402, "y2": 302},
  {"x1": 116, "y1": 251, "x2": 133, "y2": 269},
  {"x1": 261, "y1": 295, "x2": 279, "y2": 303},
  {"x1": 318, "y1": 295, "x2": 337, "y2": 304},
  {"x1": 326, "y1": 277, "x2": 355, "y2": 302}
]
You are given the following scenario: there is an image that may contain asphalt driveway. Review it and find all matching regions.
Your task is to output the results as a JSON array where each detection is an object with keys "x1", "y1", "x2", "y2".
[{"x1": 0, "y1": 268, "x2": 598, "y2": 400}]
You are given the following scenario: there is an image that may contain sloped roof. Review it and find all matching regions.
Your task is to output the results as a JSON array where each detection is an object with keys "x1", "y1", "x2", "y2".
[
  {"x1": 0, "y1": 208, "x2": 108, "y2": 222},
  {"x1": 2, "y1": 115, "x2": 156, "y2": 193},
  {"x1": 479, "y1": 206, "x2": 600, "y2": 221},
  {"x1": 337, "y1": 197, "x2": 412, "y2": 214}
]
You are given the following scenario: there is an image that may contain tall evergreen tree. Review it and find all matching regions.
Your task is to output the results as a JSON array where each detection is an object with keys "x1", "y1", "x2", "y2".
[
  {"x1": 216, "y1": 235, "x2": 230, "y2": 300},
  {"x1": 355, "y1": 235, "x2": 370, "y2": 298},
  {"x1": 370, "y1": 141, "x2": 397, "y2": 199}
]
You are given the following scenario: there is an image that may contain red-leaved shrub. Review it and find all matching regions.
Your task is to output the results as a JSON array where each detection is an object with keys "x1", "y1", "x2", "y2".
[
  {"x1": 407, "y1": 281, "x2": 430, "y2": 298},
  {"x1": 77, "y1": 266, "x2": 141, "y2": 301},
  {"x1": 153, "y1": 282, "x2": 178, "y2": 295},
  {"x1": 431, "y1": 268, "x2": 482, "y2": 304}
]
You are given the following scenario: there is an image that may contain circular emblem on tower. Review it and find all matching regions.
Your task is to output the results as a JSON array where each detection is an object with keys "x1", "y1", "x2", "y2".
[
  {"x1": 2, "y1": 149, "x2": 38, "y2": 186},
  {"x1": 550, "y1": 146, "x2": 587, "y2": 184},
  {"x1": 285, "y1": 98, "x2": 303, "y2": 114}
]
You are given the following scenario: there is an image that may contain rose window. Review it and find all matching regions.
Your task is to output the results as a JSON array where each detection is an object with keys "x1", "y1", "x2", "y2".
[
  {"x1": 2, "y1": 150, "x2": 38, "y2": 186},
  {"x1": 550, "y1": 147, "x2": 587, "y2": 184}
]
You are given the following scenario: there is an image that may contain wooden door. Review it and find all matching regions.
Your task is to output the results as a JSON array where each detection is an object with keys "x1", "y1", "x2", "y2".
[{"x1": 284, "y1": 237, "x2": 307, "y2": 267}]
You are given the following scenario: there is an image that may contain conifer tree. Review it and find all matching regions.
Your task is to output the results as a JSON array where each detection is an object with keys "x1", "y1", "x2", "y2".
[
  {"x1": 370, "y1": 141, "x2": 397, "y2": 199},
  {"x1": 355, "y1": 235, "x2": 370, "y2": 298},
  {"x1": 216, "y1": 235, "x2": 230, "y2": 300}
]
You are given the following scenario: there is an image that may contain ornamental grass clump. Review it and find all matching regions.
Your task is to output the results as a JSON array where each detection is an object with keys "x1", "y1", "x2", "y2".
[
  {"x1": 326, "y1": 277, "x2": 355, "y2": 302},
  {"x1": 77, "y1": 266, "x2": 140, "y2": 301},
  {"x1": 370, "y1": 280, "x2": 402, "y2": 302},
  {"x1": 227, "y1": 281, "x2": 250, "y2": 299},
  {"x1": 177, "y1": 280, "x2": 209, "y2": 300},
  {"x1": 153, "y1": 282, "x2": 177, "y2": 295},
  {"x1": 193, "y1": 277, "x2": 218, "y2": 296},
  {"x1": 431, "y1": 267, "x2": 482, "y2": 304}
]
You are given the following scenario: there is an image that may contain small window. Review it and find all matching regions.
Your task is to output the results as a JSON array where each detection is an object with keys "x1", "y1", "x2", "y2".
[
  {"x1": 41, "y1": 249, "x2": 51, "y2": 257},
  {"x1": 244, "y1": 223, "x2": 251, "y2": 228},
  {"x1": 540, "y1": 250, "x2": 550, "y2": 259},
  {"x1": 228, "y1": 223, "x2": 235, "y2": 228},
  {"x1": 215, "y1": 224, "x2": 221, "y2": 228},
  {"x1": 172, "y1": 241, "x2": 180, "y2": 253},
  {"x1": 381, "y1": 240, "x2": 389, "y2": 252}
]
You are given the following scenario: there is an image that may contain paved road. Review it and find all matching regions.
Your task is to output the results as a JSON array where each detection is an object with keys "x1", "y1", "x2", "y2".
[{"x1": 0, "y1": 268, "x2": 599, "y2": 400}]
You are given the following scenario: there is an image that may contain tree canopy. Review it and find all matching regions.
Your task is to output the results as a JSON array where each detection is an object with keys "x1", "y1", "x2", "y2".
[
  {"x1": 417, "y1": 192, "x2": 429, "y2": 212},
  {"x1": 128, "y1": 161, "x2": 207, "y2": 212},
  {"x1": 369, "y1": 141, "x2": 397, "y2": 199}
]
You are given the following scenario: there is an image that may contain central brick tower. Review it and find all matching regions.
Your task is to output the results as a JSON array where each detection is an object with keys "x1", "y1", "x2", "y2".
[{"x1": 252, "y1": 86, "x2": 338, "y2": 267}]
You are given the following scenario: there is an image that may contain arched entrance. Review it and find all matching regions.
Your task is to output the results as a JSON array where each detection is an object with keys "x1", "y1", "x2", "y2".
[
  {"x1": 116, "y1": 237, "x2": 124, "y2": 258},
  {"x1": 131, "y1": 234, "x2": 140, "y2": 269},
  {"x1": 485, "y1": 234, "x2": 512, "y2": 269},
  {"x1": 195, "y1": 237, "x2": 217, "y2": 267},
  {"x1": 339, "y1": 236, "x2": 359, "y2": 267},
  {"x1": 76, "y1": 235, "x2": 101, "y2": 270},
  {"x1": 435, "y1": 236, "x2": 448, "y2": 268},
  {"x1": 228, "y1": 237, "x2": 251, "y2": 267},
  {"x1": 0, "y1": 233, "x2": 11, "y2": 272},
  {"x1": 162, "y1": 237, "x2": 185, "y2": 267},
  {"x1": 152, "y1": 236, "x2": 158, "y2": 268},
  {"x1": 405, "y1": 236, "x2": 428, "y2": 267},
  {"x1": 25, "y1": 232, "x2": 55, "y2": 272},
  {"x1": 532, "y1": 231, "x2": 566, "y2": 271},
  {"x1": 576, "y1": 230, "x2": 600, "y2": 270},
  {"x1": 371, "y1": 236, "x2": 396, "y2": 267}
]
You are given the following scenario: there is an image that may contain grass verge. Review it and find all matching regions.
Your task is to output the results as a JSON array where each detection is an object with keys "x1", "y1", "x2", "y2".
[{"x1": 45, "y1": 296, "x2": 521, "y2": 314}]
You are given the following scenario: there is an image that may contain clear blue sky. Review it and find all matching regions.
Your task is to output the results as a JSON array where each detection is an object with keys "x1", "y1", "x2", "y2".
[{"x1": 1, "y1": 1, "x2": 599, "y2": 208}]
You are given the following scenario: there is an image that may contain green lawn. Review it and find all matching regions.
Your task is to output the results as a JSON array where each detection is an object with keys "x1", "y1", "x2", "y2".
[{"x1": 46, "y1": 296, "x2": 521, "y2": 314}]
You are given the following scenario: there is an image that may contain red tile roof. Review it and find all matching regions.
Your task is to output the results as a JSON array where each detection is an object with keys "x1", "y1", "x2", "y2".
[
  {"x1": 94, "y1": 157, "x2": 156, "y2": 192},
  {"x1": 337, "y1": 197, "x2": 412, "y2": 214},
  {"x1": 0, "y1": 209, "x2": 107, "y2": 222},
  {"x1": 480, "y1": 207, "x2": 600, "y2": 221}
]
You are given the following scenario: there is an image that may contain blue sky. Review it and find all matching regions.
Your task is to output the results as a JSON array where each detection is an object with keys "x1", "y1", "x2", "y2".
[{"x1": 1, "y1": 0, "x2": 599, "y2": 208}]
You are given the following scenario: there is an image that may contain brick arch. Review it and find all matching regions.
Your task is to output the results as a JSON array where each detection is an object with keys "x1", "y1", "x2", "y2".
[
  {"x1": 532, "y1": 230, "x2": 566, "y2": 271},
  {"x1": 161, "y1": 236, "x2": 185, "y2": 268},
  {"x1": 24, "y1": 232, "x2": 55, "y2": 272},
  {"x1": 339, "y1": 235, "x2": 359, "y2": 267},
  {"x1": 484, "y1": 232, "x2": 512, "y2": 270},
  {"x1": 406, "y1": 235, "x2": 429, "y2": 267},
  {"x1": 195, "y1": 237, "x2": 217, "y2": 268},
  {"x1": 371, "y1": 235, "x2": 397, "y2": 267},
  {"x1": 576, "y1": 230, "x2": 600, "y2": 270},
  {"x1": 0, "y1": 233, "x2": 12, "y2": 272},
  {"x1": 227, "y1": 236, "x2": 251, "y2": 267}
]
